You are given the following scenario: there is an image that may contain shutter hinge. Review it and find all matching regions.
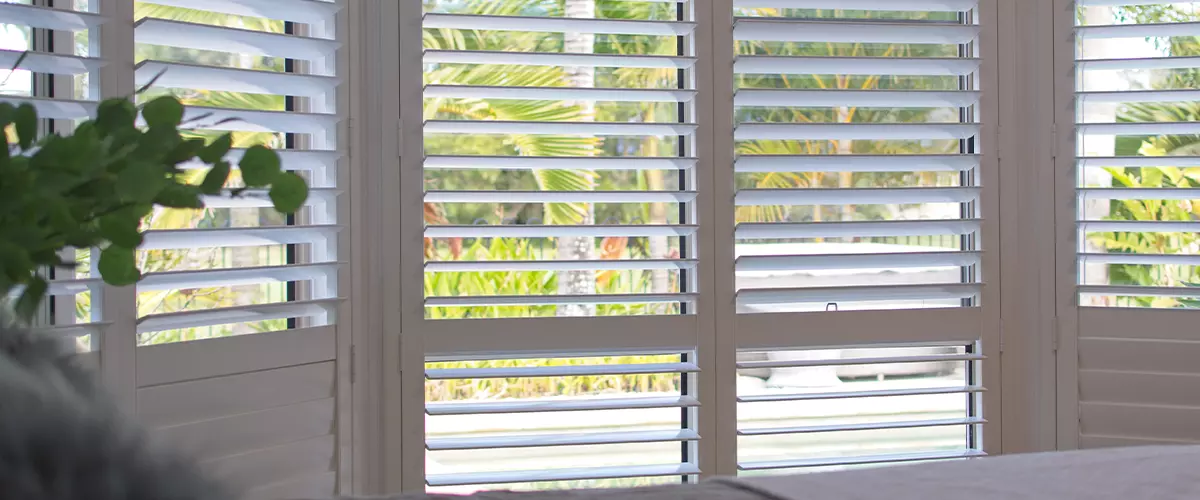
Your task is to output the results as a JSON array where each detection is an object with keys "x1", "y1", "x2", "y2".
[{"x1": 349, "y1": 344, "x2": 356, "y2": 384}]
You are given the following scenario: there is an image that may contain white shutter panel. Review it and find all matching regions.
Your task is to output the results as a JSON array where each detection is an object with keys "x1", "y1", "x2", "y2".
[
  {"x1": 0, "y1": 0, "x2": 106, "y2": 361},
  {"x1": 128, "y1": 1, "x2": 347, "y2": 498},
  {"x1": 417, "y1": 0, "x2": 701, "y2": 491},
  {"x1": 728, "y1": 1, "x2": 995, "y2": 472},
  {"x1": 1069, "y1": 1, "x2": 1200, "y2": 448}
]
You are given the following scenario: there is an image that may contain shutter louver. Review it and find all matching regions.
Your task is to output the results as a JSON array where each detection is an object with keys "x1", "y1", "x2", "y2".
[
  {"x1": 419, "y1": 0, "x2": 701, "y2": 490},
  {"x1": 425, "y1": 354, "x2": 698, "y2": 492},
  {"x1": 1, "y1": 0, "x2": 107, "y2": 355},
  {"x1": 729, "y1": 0, "x2": 991, "y2": 473},
  {"x1": 1071, "y1": 1, "x2": 1200, "y2": 449},
  {"x1": 128, "y1": 1, "x2": 346, "y2": 497}
]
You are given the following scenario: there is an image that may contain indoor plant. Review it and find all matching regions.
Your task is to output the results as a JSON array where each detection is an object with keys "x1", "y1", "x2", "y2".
[{"x1": 0, "y1": 92, "x2": 307, "y2": 321}]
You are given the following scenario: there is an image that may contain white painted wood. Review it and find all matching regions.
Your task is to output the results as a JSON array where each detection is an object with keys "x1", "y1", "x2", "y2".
[
  {"x1": 736, "y1": 307, "x2": 982, "y2": 350},
  {"x1": 154, "y1": 398, "x2": 334, "y2": 462},
  {"x1": 422, "y1": 13, "x2": 695, "y2": 36},
  {"x1": 134, "y1": 18, "x2": 339, "y2": 60},
  {"x1": 206, "y1": 435, "x2": 336, "y2": 491},
  {"x1": 1080, "y1": 434, "x2": 1200, "y2": 449},
  {"x1": 421, "y1": 315, "x2": 698, "y2": 357},
  {"x1": 1078, "y1": 338, "x2": 1200, "y2": 374},
  {"x1": 137, "y1": 326, "x2": 335, "y2": 387},
  {"x1": 1080, "y1": 370, "x2": 1200, "y2": 409},
  {"x1": 733, "y1": 19, "x2": 979, "y2": 44},
  {"x1": 1080, "y1": 308, "x2": 1200, "y2": 342},
  {"x1": 739, "y1": 449, "x2": 986, "y2": 471},
  {"x1": 1080, "y1": 403, "x2": 1200, "y2": 442},
  {"x1": 426, "y1": 464, "x2": 701, "y2": 488},
  {"x1": 136, "y1": 0, "x2": 342, "y2": 25},
  {"x1": 244, "y1": 471, "x2": 336, "y2": 500},
  {"x1": 138, "y1": 362, "x2": 335, "y2": 428},
  {"x1": 424, "y1": 50, "x2": 696, "y2": 69}
]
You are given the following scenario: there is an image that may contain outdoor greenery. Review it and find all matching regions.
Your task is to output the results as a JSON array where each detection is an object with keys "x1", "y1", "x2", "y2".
[{"x1": 1086, "y1": 4, "x2": 1200, "y2": 307}]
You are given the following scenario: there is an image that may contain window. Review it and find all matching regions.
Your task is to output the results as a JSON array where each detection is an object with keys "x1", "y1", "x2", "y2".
[
  {"x1": 728, "y1": 0, "x2": 994, "y2": 474},
  {"x1": 415, "y1": 0, "x2": 702, "y2": 490},
  {"x1": 1067, "y1": 0, "x2": 1200, "y2": 450},
  {"x1": 3, "y1": 1, "x2": 350, "y2": 497}
]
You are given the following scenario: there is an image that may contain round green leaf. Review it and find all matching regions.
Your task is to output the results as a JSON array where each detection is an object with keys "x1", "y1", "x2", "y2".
[
  {"x1": 268, "y1": 172, "x2": 309, "y2": 214},
  {"x1": 142, "y1": 96, "x2": 184, "y2": 128},
  {"x1": 98, "y1": 245, "x2": 140, "y2": 287},
  {"x1": 239, "y1": 145, "x2": 282, "y2": 187}
]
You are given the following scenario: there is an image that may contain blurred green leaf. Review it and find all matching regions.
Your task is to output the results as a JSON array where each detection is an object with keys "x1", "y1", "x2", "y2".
[
  {"x1": 201, "y1": 161, "x2": 231, "y2": 195},
  {"x1": 269, "y1": 172, "x2": 308, "y2": 214},
  {"x1": 239, "y1": 145, "x2": 281, "y2": 186},
  {"x1": 142, "y1": 96, "x2": 185, "y2": 128},
  {"x1": 98, "y1": 245, "x2": 139, "y2": 287},
  {"x1": 13, "y1": 103, "x2": 37, "y2": 150}
]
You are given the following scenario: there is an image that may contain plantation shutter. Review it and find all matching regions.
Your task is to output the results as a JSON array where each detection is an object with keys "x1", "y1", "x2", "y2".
[
  {"x1": 725, "y1": 0, "x2": 998, "y2": 473},
  {"x1": 0, "y1": 0, "x2": 106, "y2": 358},
  {"x1": 1063, "y1": 0, "x2": 1200, "y2": 449},
  {"x1": 413, "y1": 0, "x2": 705, "y2": 491}
]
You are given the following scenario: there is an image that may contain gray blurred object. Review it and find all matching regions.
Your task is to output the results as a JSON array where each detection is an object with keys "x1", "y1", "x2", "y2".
[{"x1": 0, "y1": 313, "x2": 230, "y2": 500}]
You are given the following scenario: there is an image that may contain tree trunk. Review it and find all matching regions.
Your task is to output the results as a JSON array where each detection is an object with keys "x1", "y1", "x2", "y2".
[{"x1": 557, "y1": 0, "x2": 597, "y2": 317}]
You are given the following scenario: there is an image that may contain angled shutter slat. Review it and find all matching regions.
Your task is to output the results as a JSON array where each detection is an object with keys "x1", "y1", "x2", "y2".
[
  {"x1": 738, "y1": 385, "x2": 986, "y2": 403},
  {"x1": 427, "y1": 395, "x2": 700, "y2": 416},
  {"x1": 137, "y1": 298, "x2": 339, "y2": 334},
  {"x1": 136, "y1": 263, "x2": 339, "y2": 292},
  {"x1": 0, "y1": 96, "x2": 96, "y2": 120},
  {"x1": 739, "y1": 417, "x2": 985, "y2": 436},
  {"x1": 423, "y1": 50, "x2": 696, "y2": 69},
  {"x1": 736, "y1": 187, "x2": 980, "y2": 205},
  {"x1": 427, "y1": 429, "x2": 700, "y2": 451},
  {"x1": 0, "y1": 2, "x2": 103, "y2": 31},
  {"x1": 425, "y1": 293, "x2": 698, "y2": 308},
  {"x1": 739, "y1": 450, "x2": 986, "y2": 471},
  {"x1": 424, "y1": 224, "x2": 697, "y2": 239},
  {"x1": 422, "y1": 13, "x2": 695, "y2": 36},
  {"x1": 735, "y1": 55, "x2": 981, "y2": 76},
  {"x1": 735, "y1": 89, "x2": 980, "y2": 108},
  {"x1": 733, "y1": 19, "x2": 980, "y2": 44},
  {"x1": 425, "y1": 190, "x2": 696, "y2": 204},
  {"x1": 735, "y1": 0, "x2": 977, "y2": 8},
  {"x1": 426, "y1": 362, "x2": 700, "y2": 380},
  {"x1": 0, "y1": 49, "x2": 103, "y2": 75},
  {"x1": 734, "y1": 220, "x2": 981, "y2": 239},
  {"x1": 425, "y1": 120, "x2": 697, "y2": 136},
  {"x1": 425, "y1": 155, "x2": 697, "y2": 171},
  {"x1": 735, "y1": 122, "x2": 981, "y2": 141},
  {"x1": 425, "y1": 464, "x2": 702, "y2": 488},
  {"x1": 424, "y1": 85, "x2": 696, "y2": 103},
  {"x1": 738, "y1": 284, "x2": 982, "y2": 306},
  {"x1": 737, "y1": 251, "x2": 981, "y2": 272},
  {"x1": 426, "y1": 259, "x2": 699, "y2": 273},
  {"x1": 1078, "y1": 55, "x2": 1200, "y2": 71},
  {"x1": 135, "y1": 0, "x2": 342, "y2": 25},
  {"x1": 133, "y1": 18, "x2": 338, "y2": 60},
  {"x1": 139, "y1": 226, "x2": 342, "y2": 250},
  {"x1": 735, "y1": 154, "x2": 980, "y2": 173},
  {"x1": 1077, "y1": 21, "x2": 1200, "y2": 39},
  {"x1": 136, "y1": 60, "x2": 339, "y2": 97}
]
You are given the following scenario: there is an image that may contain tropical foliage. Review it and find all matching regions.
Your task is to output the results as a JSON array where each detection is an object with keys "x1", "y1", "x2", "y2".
[{"x1": 1086, "y1": 4, "x2": 1200, "y2": 308}]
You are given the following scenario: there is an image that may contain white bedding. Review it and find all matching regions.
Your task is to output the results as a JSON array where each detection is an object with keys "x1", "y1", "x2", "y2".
[{"x1": 718, "y1": 446, "x2": 1200, "y2": 499}]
